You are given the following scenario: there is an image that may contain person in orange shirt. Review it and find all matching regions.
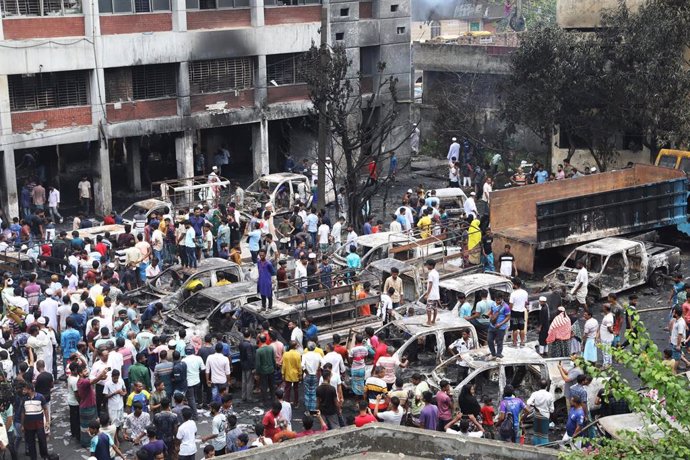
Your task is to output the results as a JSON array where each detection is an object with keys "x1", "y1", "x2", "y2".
[{"x1": 358, "y1": 282, "x2": 374, "y2": 316}]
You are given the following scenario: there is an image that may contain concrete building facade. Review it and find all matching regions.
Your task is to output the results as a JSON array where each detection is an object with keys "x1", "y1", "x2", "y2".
[{"x1": 0, "y1": 0, "x2": 411, "y2": 217}]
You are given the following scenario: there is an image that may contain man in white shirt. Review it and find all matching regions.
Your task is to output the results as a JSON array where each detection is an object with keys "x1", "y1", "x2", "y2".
[
  {"x1": 47, "y1": 186, "x2": 63, "y2": 224},
  {"x1": 526, "y1": 378, "x2": 553, "y2": 441},
  {"x1": 288, "y1": 321, "x2": 303, "y2": 352},
  {"x1": 527, "y1": 379, "x2": 554, "y2": 419},
  {"x1": 598, "y1": 303, "x2": 615, "y2": 368},
  {"x1": 424, "y1": 259, "x2": 441, "y2": 326},
  {"x1": 374, "y1": 394, "x2": 404, "y2": 425},
  {"x1": 389, "y1": 215, "x2": 402, "y2": 233},
  {"x1": 320, "y1": 343, "x2": 344, "y2": 375},
  {"x1": 448, "y1": 329, "x2": 474, "y2": 381},
  {"x1": 317, "y1": 222, "x2": 330, "y2": 252},
  {"x1": 509, "y1": 279, "x2": 529, "y2": 347},
  {"x1": 571, "y1": 261, "x2": 589, "y2": 311},
  {"x1": 463, "y1": 192, "x2": 478, "y2": 219},
  {"x1": 346, "y1": 226, "x2": 358, "y2": 249},
  {"x1": 39, "y1": 289, "x2": 59, "y2": 331},
  {"x1": 378, "y1": 288, "x2": 394, "y2": 323},
  {"x1": 182, "y1": 345, "x2": 205, "y2": 419},
  {"x1": 482, "y1": 177, "x2": 493, "y2": 203},
  {"x1": 176, "y1": 408, "x2": 198, "y2": 458},
  {"x1": 330, "y1": 217, "x2": 344, "y2": 248},
  {"x1": 206, "y1": 343, "x2": 232, "y2": 400}
]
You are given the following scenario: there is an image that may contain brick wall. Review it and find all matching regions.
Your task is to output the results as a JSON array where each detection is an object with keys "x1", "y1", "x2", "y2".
[
  {"x1": 2, "y1": 16, "x2": 85, "y2": 40},
  {"x1": 267, "y1": 84, "x2": 309, "y2": 104},
  {"x1": 187, "y1": 9, "x2": 251, "y2": 30},
  {"x1": 106, "y1": 98, "x2": 177, "y2": 122},
  {"x1": 11, "y1": 106, "x2": 92, "y2": 133},
  {"x1": 100, "y1": 13, "x2": 172, "y2": 35},
  {"x1": 190, "y1": 89, "x2": 255, "y2": 113},
  {"x1": 359, "y1": 1, "x2": 372, "y2": 19},
  {"x1": 264, "y1": 5, "x2": 320, "y2": 25}
]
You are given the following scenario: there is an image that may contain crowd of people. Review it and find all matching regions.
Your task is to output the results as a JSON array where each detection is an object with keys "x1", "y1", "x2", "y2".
[{"x1": 0, "y1": 138, "x2": 682, "y2": 459}]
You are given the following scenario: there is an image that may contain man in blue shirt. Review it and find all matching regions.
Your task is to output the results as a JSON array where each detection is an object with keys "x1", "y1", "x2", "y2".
[
  {"x1": 487, "y1": 292, "x2": 511, "y2": 359},
  {"x1": 60, "y1": 317, "x2": 82, "y2": 374},
  {"x1": 141, "y1": 302, "x2": 163, "y2": 323},
  {"x1": 497, "y1": 384, "x2": 528, "y2": 442},
  {"x1": 303, "y1": 318, "x2": 318, "y2": 342},
  {"x1": 305, "y1": 208, "x2": 319, "y2": 248},
  {"x1": 533, "y1": 165, "x2": 549, "y2": 184}
]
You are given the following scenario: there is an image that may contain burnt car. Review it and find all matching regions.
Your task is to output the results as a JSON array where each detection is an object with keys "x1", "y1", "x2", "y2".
[
  {"x1": 429, "y1": 344, "x2": 605, "y2": 420},
  {"x1": 128, "y1": 258, "x2": 244, "y2": 309},
  {"x1": 543, "y1": 237, "x2": 681, "y2": 300}
]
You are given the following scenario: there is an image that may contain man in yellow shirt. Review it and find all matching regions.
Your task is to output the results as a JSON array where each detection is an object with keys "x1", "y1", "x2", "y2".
[
  {"x1": 281, "y1": 341, "x2": 302, "y2": 404},
  {"x1": 214, "y1": 271, "x2": 231, "y2": 286},
  {"x1": 417, "y1": 208, "x2": 432, "y2": 239}
]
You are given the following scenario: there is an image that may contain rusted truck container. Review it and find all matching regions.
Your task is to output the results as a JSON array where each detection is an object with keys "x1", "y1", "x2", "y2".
[{"x1": 490, "y1": 164, "x2": 688, "y2": 274}]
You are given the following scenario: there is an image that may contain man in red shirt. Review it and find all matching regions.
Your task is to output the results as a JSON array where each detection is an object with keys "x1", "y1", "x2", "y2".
[
  {"x1": 373, "y1": 334, "x2": 388, "y2": 366},
  {"x1": 262, "y1": 401, "x2": 283, "y2": 441},
  {"x1": 95, "y1": 235, "x2": 108, "y2": 258},
  {"x1": 332, "y1": 333, "x2": 349, "y2": 363},
  {"x1": 354, "y1": 400, "x2": 377, "y2": 427}
]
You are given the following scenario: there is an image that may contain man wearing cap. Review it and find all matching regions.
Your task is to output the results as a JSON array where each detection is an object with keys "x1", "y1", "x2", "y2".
[
  {"x1": 447, "y1": 137, "x2": 460, "y2": 162},
  {"x1": 463, "y1": 191, "x2": 478, "y2": 219},
  {"x1": 410, "y1": 123, "x2": 420, "y2": 155},
  {"x1": 536, "y1": 296, "x2": 551, "y2": 356},
  {"x1": 39, "y1": 288, "x2": 59, "y2": 331}
]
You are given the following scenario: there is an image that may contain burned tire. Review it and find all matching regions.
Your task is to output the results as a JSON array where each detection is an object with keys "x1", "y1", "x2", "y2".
[{"x1": 650, "y1": 269, "x2": 665, "y2": 289}]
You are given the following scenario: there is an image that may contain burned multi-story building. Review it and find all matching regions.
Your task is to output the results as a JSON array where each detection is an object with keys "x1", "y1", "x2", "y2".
[{"x1": 0, "y1": 0, "x2": 411, "y2": 216}]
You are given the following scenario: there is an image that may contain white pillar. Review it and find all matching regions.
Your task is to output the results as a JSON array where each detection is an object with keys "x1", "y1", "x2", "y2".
[
  {"x1": 127, "y1": 137, "x2": 142, "y2": 191},
  {"x1": 252, "y1": 118, "x2": 269, "y2": 179},
  {"x1": 178, "y1": 61, "x2": 191, "y2": 117},
  {"x1": 172, "y1": 0, "x2": 188, "y2": 31},
  {"x1": 255, "y1": 55, "x2": 267, "y2": 106},
  {"x1": 1, "y1": 148, "x2": 19, "y2": 219},
  {"x1": 92, "y1": 141, "x2": 112, "y2": 216},
  {"x1": 251, "y1": 0, "x2": 264, "y2": 27},
  {"x1": 176, "y1": 131, "x2": 194, "y2": 179}
]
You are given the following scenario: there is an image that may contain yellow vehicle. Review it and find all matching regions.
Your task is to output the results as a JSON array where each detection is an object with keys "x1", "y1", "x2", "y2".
[
  {"x1": 464, "y1": 31, "x2": 492, "y2": 37},
  {"x1": 655, "y1": 148, "x2": 690, "y2": 173}
]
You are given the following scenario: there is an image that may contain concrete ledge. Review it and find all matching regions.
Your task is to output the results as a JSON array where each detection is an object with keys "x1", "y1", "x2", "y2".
[{"x1": 221, "y1": 424, "x2": 559, "y2": 459}]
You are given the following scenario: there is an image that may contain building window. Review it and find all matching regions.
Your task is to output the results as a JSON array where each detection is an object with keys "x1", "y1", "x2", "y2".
[
  {"x1": 390, "y1": 4, "x2": 398, "y2": 12},
  {"x1": 470, "y1": 21, "x2": 481, "y2": 32},
  {"x1": 263, "y1": 0, "x2": 321, "y2": 5},
  {"x1": 8, "y1": 71, "x2": 88, "y2": 112},
  {"x1": 266, "y1": 53, "x2": 306, "y2": 86},
  {"x1": 186, "y1": 0, "x2": 249, "y2": 8},
  {"x1": 396, "y1": 26, "x2": 405, "y2": 34},
  {"x1": 105, "y1": 64, "x2": 177, "y2": 102},
  {"x1": 1, "y1": 0, "x2": 81, "y2": 16},
  {"x1": 189, "y1": 58, "x2": 254, "y2": 94},
  {"x1": 335, "y1": 32, "x2": 344, "y2": 40},
  {"x1": 339, "y1": 7, "x2": 348, "y2": 16},
  {"x1": 98, "y1": 0, "x2": 170, "y2": 13}
]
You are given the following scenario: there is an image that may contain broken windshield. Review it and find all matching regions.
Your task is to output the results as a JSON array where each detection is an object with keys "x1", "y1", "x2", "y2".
[
  {"x1": 563, "y1": 250, "x2": 603, "y2": 273},
  {"x1": 246, "y1": 179, "x2": 282, "y2": 194}
]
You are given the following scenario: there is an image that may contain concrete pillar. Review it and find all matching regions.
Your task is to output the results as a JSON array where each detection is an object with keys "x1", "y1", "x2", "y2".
[
  {"x1": 175, "y1": 131, "x2": 194, "y2": 179},
  {"x1": 127, "y1": 137, "x2": 142, "y2": 192},
  {"x1": 251, "y1": 0, "x2": 264, "y2": 27},
  {"x1": 178, "y1": 61, "x2": 191, "y2": 117},
  {"x1": 172, "y1": 0, "x2": 187, "y2": 31},
  {"x1": 255, "y1": 55, "x2": 267, "y2": 106},
  {"x1": 92, "y1": 141, "x2": 112, "y2": 217},
  {"x1": 252, "y1": 118, "x2": 269, "y2": 179},
  {"x1": 1, "y1": 149, "x2": 19, "y2": 220}
]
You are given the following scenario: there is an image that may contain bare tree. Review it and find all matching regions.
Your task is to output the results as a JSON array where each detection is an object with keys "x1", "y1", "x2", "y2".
[{"x1": 300, "y1": 42, "x2": 415, "y2": 229}]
